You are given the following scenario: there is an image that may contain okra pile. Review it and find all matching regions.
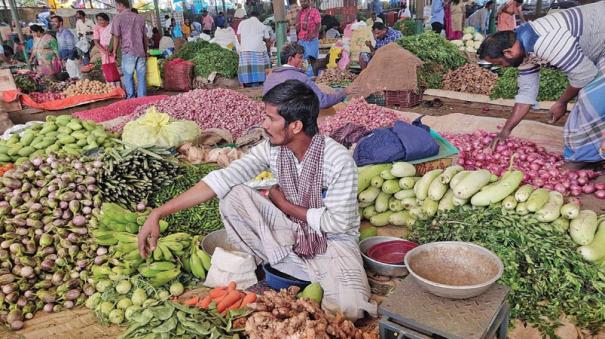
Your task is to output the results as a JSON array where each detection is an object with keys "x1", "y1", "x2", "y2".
[{"x1": 97, "y1": 145, "x2": 184, "y2": 209}]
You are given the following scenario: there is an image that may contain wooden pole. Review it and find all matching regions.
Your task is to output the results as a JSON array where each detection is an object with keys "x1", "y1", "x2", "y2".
[
  {"x1": 273, "y1": 0, "x2": 286, "y2": 66},
  {"x1": 7, "y1": 0, "x2": 29, "y2": 68},
  {"x1": 415, "y1": 0, "x2": 424, "y2": 34},
  {"x1": 535, "y1": 0, "x2": 543, "y2": 18},
  {"x1": 154, "y1": 0, "x2": 162, "y2": 29}
]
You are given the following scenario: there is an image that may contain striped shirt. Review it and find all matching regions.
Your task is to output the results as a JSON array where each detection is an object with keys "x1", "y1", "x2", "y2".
[
  {"x1": 203, "y1": 137, "x2": 360, "y2": 236},
  {"x1": 514, "y1": 2, "x2": 605, "y2": 105}
]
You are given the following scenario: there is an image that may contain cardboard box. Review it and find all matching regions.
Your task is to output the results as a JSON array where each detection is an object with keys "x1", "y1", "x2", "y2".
[{"x1": 414, "y1": 157, "x2": 454, "y2": 176}]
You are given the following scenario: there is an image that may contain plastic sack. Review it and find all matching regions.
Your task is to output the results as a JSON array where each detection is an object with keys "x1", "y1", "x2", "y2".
[
  {"x1": 134, "y1": 57, "x2": 162, "y2": 87},
  {"x1": 204, "y1": 247, "x2": 258, "y2": 289},
  {"x1": 76, "y1": 37, "x2": 90, "y2": 53},
  {"x1": 66, "y1": 59, "x2": 82, "y2": 79},
  {"x1": 122, "y1": 106, "x2": 201, "y2": 148}
]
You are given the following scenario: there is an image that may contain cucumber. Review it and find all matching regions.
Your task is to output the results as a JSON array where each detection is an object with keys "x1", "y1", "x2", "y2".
[
  {"x1": 358, "y1": 186, "x2": 381, "y2": 204},
  {"x1": 7, "y1": 144, "x2": 22, "y2": 156},
  {"x1": 569, "y1": 210, "x2": 598, "y2": 245},
  {"x1": 358, "y1": 164, "x2": 392, "y2": 193},
  {"x1": 55, "y1": 115, "x2": 73, "y2": 126},
  {"x1": 401, "y1": 197, "x2": 418, "y2": 209},
  {"x1": 428, "y1": 178, "x2": 448, "y2": 201},
  {"x1": 359, "y1": 201, "x2": 372, "y2": 208},
  {"x1": 40, "y1": 123, "x2": 58, "y2": 134},
  {"x1": 577, "y1": 220, "x2": 605, "y2": 262},
  {"x1": 390, "y1": 162, "x2": 416, "y2": 178},
  {"x1": 371, "y1": 176, "x2": 384, "y2": 188},
  {"x1": 17, "y1": 146, "x2": 36, "y2": 157},
  {"x1": 399, "y1": 176, "x2": 419, "y2": 190},
  {"x1": 409, "y1": 206, "x2": 427, "y2": 221},
  {"x1": 67, "y1": 121, "x2": 83, "y2": 131},
  {"x1": 0, "y1": 145, "x2": 9, "y2": 154},
  {"x1": 515, "y1": 201, "x2": 529, "y2": 215},
  {"x1": 452, "y1": 196, "x2": 468, "y2": 207},
  {"x1": 72, "y1": 131, "x2": 88, "y2": 140},
  {"x1": 552, "y1": 217, "x2": 570, "y2": 233},
  {"x1": 20, "y1": 131, "x2": 35, "y2": 146},
  {"x1": 453, "y1": 169, "x2": 491, "y2": 199},
  {"x1": 382, "y1": 180, "x2": 401, "y2": 194},
  {"x1": 388, "y1": 198, "x2": 404, "y2": 212},
  {"x1": 76, "y1": 138, "x2": 88, "y2": 147},
  {"x1": 560, "y1": 202, "x2": 580, "y2": 220},
  {"x1": 535, "y1": 191, "x2": 564, "y2": 222},
  {"x1": 502, "y1": 195, "x2": 517, "y2": 210},
  {"x1": 394, "y1": 189, "x2": 415, "y2": 200},
  {"x1": 0, "y1": 154, "x2": 11, "y2": 162},
  {"x1": 380, "y1": 169, "x2": 396, "y2": 180},
  {"x1": 389, "y1": 211, "x2": 415, "y2": 227},
  {"x1": 370, "y1": 211, "x2": 395, "y2": 227},
  {"x1": 514, "y1": 184, "x2": 534, "y2": 202},
  {"x1": 449, "y1": 170, "x2": 470, "y2": 190},
  {"x1": 526, "y1": 188, "x2": 549, "y2": 212},
  {"x1": 438, "y1": 189, "x2": 455, "y2": 211},
  {"x1": 422, "y1": 198, "x2": 439, "y2": 217},
  {"x1": 375, "y1": 192, "x2": 391, "y2": 213},
  {"x1": 362, "y1": 205, "x2": 378, "y2": 220},
  {"x1": 470, "y1": 171, "x2": 524, "y2": 207},
  {"x1": 414, "y1": 169, "x2": 443, "y2": 201},
  {"x1": 58, "y1": 135, "x2": 77, "y2": 144},
  {"x1": 33, "y1": 139, "x2": 54, "y2": 150},
  {"x1": 439, "y1": 165, "x2": 464, "y2": 184}
]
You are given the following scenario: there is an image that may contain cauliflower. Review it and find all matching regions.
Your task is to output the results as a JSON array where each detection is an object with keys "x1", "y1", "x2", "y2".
[
  {"x1": 451, "y1": 40, "x2": 464, "y2": 47},
  {"x1": 473, "y1": 33, "x2": 484, "y2": 42},
  {"x1": 466, "y1": 46, "x2": 476, "y2": 53},
  {"x1": 464, "y1": 26, "x2": 476, "y2": 35},
  {"x1": 462, "y1": 33, "x2": 474, "y2": 41},
  {"x1": 473, "y1": 40, "x2": 482, "y2": 50},
  {"x1": 465, "y1": 39, "x2": 475, "y2": 48},
  {"x1": 459, "y1": 46, "x2": 465, "y2": 51}
]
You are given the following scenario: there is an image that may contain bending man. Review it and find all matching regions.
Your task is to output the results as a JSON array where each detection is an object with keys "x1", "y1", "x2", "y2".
[
  {"x1": 480, "y1": 2, "x2": 605, "y2": 164},
  {"x1": 138, "y1": 80, "x2": 376, "y2": 320}
]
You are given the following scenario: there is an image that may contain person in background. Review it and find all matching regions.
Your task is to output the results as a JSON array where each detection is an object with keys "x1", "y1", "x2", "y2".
[
  {"x1": 151, "y1": 27, "x2": 162, "y2": 48},
  {"x1": 163, "y1": 15, "x2": 171, "y2": 34},
  {"x1": 286, "y1": 0, "x2": 300, "y2": 42},
  {"x1": 430, "y1": 0, "x2": 445, "y2": 34},
  {"x1": 264, "y1": 43, "x2": 351, "y2": 109},
  {"x1": 138, "y1": 79, "x2": 376, "y2": 322},
  {"x1": 446, "y1": 0, "x2": 465, "y2": 40},
  {"x1": 295, "y1": 0, "x2": 321, "y2": 75},
  {"x1": 496, "y1": 0, "x2": 525, "y2": 32},
  {"x1": 372, "y1": 0, "x2": 384, "y2": 22},
  {"x1": 236, "y1": 11, "x2": 271, "y2": 87},
  {"x1": 75, "y1": 10, "x2": 94, "y2": 65},
  {"x1": 466, "y1": 0, "x2": 494, "y2": 34},
  {"x1": 325, "y1": 26, "x2": 340, "y2": 39},
  {"x1": 360, "y1": 22, "x2": 402, "y2": 68},
  {"x1": 159, "y1": 31, "x2": 175, "y2": 53},
  {"x1": 234, "y1": 3, "x2": 247, "y2": 19},
  {"x1": 191, "y1": 19, "x2": 202, "y2": 36},
  {"x1": 182, "y1": 18, "x2": 192, "y2": 39},
  {"x1": 202, "y1": 10, "x2": 215, "y2": 35},
  {"x1": 398, "y1": 3, "x2": 412, "y2": 20},
  {"x1": 366, "y1": 12, "x2": 383, "y2": 27},
  {"x1": 112, "y1": 0, "x2": 147, "y2": 98},
  {"x1": 28, "y1": 24, "x2": 60, "y2": 76},
  {"x1": 215, "y1": 12, "x2": 226, "y2": 29},
  {"x1": 37, "y1": 7, "x2": 52, "y2": 29},
  {"x1": 93, "y1": 12, "x2": 120, "y2": 87},
  {"x1": 51, "y1": 16, "x2": 77, "y2": 63},
  {"x1": 481, "y1": 2, "x2": 605, "y2": 164}
]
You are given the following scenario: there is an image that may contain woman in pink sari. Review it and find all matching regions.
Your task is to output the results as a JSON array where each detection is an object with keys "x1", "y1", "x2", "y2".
[
  {"x1": 93, "y1": 13, "x2": 120, "y2": 86},
  {"x1": 445, "y1": 0, "x2": 465, "y2": 40}
]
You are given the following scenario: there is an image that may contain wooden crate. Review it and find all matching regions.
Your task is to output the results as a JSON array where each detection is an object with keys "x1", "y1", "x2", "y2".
[{"x1": 384, "y1": 90, "x2": 423, "y2": 108}]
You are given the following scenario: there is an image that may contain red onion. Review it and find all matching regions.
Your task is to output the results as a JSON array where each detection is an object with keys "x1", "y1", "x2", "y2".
[
  {"x1": 319, "y1": 98, "x2": 407, "y2": 134},
  {"x1": 595, "y1": 190, "x2": 605, "y2": 199},
  {"x1": 583, "y1": 184, "x2": 596, "y2": 194},
  {"x1": 595, "y1": 183, "x2": 605, "y2": 190},
  {"x1": 74, "y1": 95, "x2": 169, "y2": 122}
]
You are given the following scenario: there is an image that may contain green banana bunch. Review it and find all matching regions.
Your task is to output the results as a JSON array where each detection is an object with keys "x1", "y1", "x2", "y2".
[
  {"x1": 138, "y1": 261, "x2": 181, "y2": 287},
  {"x1": 189, "y1": 236, "x2": 212, "y2": 280},
  {"x1": 98, "y1": 203, "x2": 139, "y2": 233},
  {"x1": 151, "y1": 233, "x2": 192, "y2": 261},
  {"x1": 92, "y1": 229, "x2": 118, "y2": 246}
]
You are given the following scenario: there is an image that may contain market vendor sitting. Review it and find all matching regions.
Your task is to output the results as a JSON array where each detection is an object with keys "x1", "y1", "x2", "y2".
[
  {"x1": 263, "y1": 43, "x2": 352, "y2": 109},
  {"x1": 360, "y1": 22, "x2": 402, "y2": 69},
  {"x1": 138, "y1": 80, "x2": 377, "y2": 321},
  {"x1": 480, "y1": 2, "x2": 605, "y2": 164}
]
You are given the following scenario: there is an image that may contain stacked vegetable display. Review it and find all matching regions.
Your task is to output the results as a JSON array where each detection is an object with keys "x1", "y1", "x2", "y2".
[
  {"x1": 315, "y1": 69, "x2": 357, "y2": 87},
  {"x1": 62, "y1": 79, "x2": 115, "y2": 97},
  {"x1": 450, "y1": 27, "x2": 484, "y2": 54},
  {"x1": 0, "y1": 155, "x2": 103, "y2": 329},
  {"x1": 490, "y1": 67, "x2": 569, "y2": 102},
  {"x1": 442, "y1": 64, "x2": 498, "y2": 96},
  {"x1": 0, "y1": 115, "x2": 114, "y2": 164},
  {"x1": 175, "y1": 40, "x2": 239, "y2": 78},
  {"x1": 319, "y1": 98, "x2": 405, "y2": 134}
]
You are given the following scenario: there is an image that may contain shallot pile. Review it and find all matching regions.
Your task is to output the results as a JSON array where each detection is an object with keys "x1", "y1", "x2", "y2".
[
  {"x1": 445, "y1": 131, "x2": 603, "y2": 197},
  {"x1": 320, "y1": 98, "x2": 404, "y2": 134},
  {"x1": 113, "y1": 89, "x2": 265, "y2": 138},
  {"x1": 315, "y1": 69, "x2": 357, "y2": 87},
  {"x1": 0, "y1": 155, "x2": 102, "y2": 330},
  {"x1": 442, "y1": 64, "x2": 498, "y2": 96},
  {"x1": 29, "y1": 92, "x2": 65, "y2": 103},
  {"x1": 73, "y1": 95, "x2": 169, "y2": 123}
]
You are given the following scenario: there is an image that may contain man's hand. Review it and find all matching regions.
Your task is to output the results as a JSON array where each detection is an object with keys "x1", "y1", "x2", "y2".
[
  {"x1": 548, "y1": 101, "x2": 567, "y2": 124},
  {"x1": 137, "y1": 211, "x2": 161, "y2": 258},
  {"x1": 365, "y1": 40, "x2": 372, "y2": 49},
  {"x1": 491, "y1": 128, "x2": 511, "y2": 151},
  {"x1": 268, "y1": 185, "x2": 288, "y2": 209}
]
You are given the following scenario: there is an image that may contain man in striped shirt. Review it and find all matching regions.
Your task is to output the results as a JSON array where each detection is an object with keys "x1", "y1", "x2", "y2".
[
  {"x1": 479, "y1": 2, "x2": 605, "y2": 163},
  {"x1": 137, "y1": 80, "x2": 376, "y2": 321}
]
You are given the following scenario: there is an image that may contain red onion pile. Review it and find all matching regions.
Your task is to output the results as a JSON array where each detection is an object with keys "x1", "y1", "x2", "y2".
[
  {"x1": 29, "y1": 92, "x2": 65, "y2": 103},
  {"x1": 113, "y1": 89, "x2": 265, "y2": 138},
  {"x1": 445, "y1": 130, "x2": 604, "y2": 198},
  {"x1": 319, "y1": 98, "x2": 405, "y2": 134},
  {"x1": 73, "y1": 95, "x2": 169, "y2": 123}
]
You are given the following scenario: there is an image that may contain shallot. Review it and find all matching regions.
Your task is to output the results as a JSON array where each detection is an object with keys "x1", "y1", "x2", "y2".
[{"x1": 319, "y1": 98, "x2": 406, "y2": 134}]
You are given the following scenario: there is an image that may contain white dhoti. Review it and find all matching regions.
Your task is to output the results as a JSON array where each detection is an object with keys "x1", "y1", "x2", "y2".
[{"x1": 219, "y1": 185, "x2": 377, "y2": 321}]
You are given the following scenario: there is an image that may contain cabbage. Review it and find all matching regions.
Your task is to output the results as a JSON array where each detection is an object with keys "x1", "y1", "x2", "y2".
[
  {"x1": 122, "y1": 107, "x2": 201, "y2": 148},
  {"x1": 451, "y1": 40, "x2": 464, "y2": 47},
  {"x1": 473, "y1": 33, "x2": 484, "y2": 42},
  {"x1": 465, "y1": 40, "x2": 475, "y2": 48},
  {"x1": 464, "y1": 26, "x2": 476, "y2": 35},
  {"x1": 473, "y1": 40, "x2": 482, "y2": 49},
  {"x1": 462, "y1": 33, "x2": 473, "y2": 41}
]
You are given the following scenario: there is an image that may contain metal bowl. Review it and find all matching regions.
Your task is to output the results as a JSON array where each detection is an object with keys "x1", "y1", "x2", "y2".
[
  {"x1": 201, "y1": 229, "x2": 237, "y2": 256},
  {"x1": 404, "y1": 241, "x2": 503, "y2": 299},
  {"x1": 359, "y1": 236, "x2": 409, "y2": 277}
]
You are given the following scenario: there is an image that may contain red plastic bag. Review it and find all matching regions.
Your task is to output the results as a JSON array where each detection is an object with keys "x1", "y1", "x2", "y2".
[{"x1": 102, "y1": 63, "x2": 121, "y2": 82}]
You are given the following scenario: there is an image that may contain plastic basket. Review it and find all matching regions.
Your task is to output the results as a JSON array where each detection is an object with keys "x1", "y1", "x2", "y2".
[{"x1": 366, "y1": 92, "x2": 386, "y2": 106}]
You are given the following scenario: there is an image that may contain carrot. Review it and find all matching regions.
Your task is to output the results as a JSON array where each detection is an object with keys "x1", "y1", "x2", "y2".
[
  {"x1": 227, "y1": 298, "x2": 243, "y2": 311},
  {"x1": 197, "y1": 295, "x2": 213, "y2": 309},
  {"x1": 240, "y1": 292, "x2": 257, "y2": 308},
  {"x1": 184, "y1": 296, "x2": 199, "y2": 306},
  {"x1": 227, "y1": 281, "x2": 237, "y2": 291},
  {"x1": 209, "y1": 288, "x2": 228, "y2": 299},
  {"x1": 216, "y1": 290, "x2": 242, "y2": 313}
]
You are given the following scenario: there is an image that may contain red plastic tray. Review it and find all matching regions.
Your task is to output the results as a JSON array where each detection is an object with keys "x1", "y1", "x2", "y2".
[{"x1": 368, "y1": 240, "x2": 419, "y2": 265}]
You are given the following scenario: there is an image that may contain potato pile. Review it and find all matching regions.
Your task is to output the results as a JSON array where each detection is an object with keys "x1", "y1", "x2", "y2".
[
  {"x1": 442, "y1": 64, "x2": 498, "y2": 96},
  {"x1": 62, "y1": 79, "x2": 114, "y2": 97}
]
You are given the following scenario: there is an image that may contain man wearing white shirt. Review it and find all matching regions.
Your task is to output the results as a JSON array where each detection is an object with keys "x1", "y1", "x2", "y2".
[
  {"x1": 236, "y1": 11, "x2": 271, "y2": 87},
  {"x1": 75, "y1": 10, "x2": 94, "y2": 65}
]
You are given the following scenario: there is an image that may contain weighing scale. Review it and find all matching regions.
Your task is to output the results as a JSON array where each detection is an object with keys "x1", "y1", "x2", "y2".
[{"x1": 378, "y1": 276, "x2": 510, "y2": 339}]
